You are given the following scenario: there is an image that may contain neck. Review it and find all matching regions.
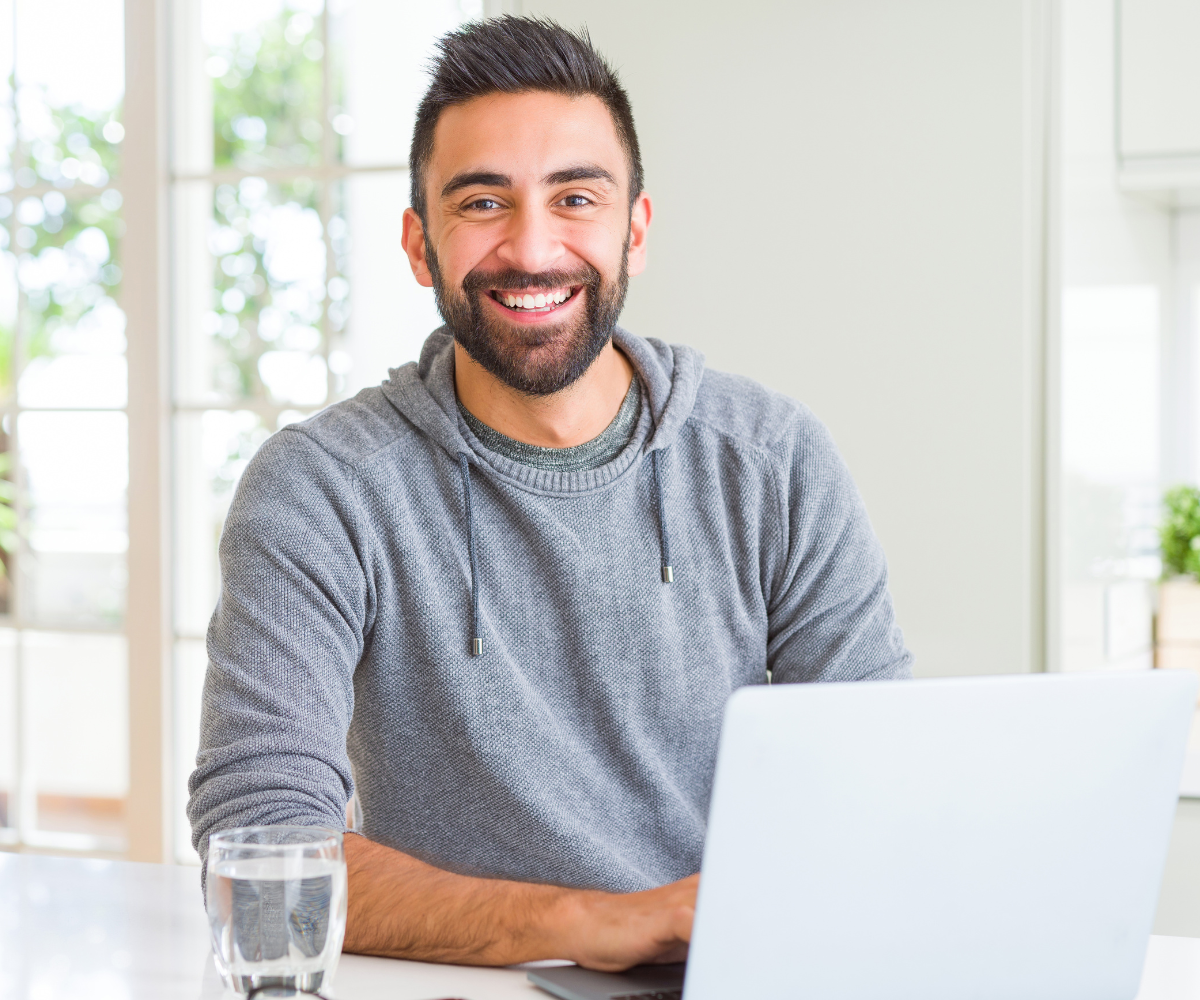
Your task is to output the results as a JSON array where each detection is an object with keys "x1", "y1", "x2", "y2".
[{"x1": 454, "y1": 339, "x2": 634, "y2": 448}]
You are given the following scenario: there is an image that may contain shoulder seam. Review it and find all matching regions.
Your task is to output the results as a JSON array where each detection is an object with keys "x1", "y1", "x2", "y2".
[
  {"x1": 682, "y1": 412, "x2": 798, "y2": 464},
  {"x1": 278, "y1": 409, "x2": 419, "y2": 472}
]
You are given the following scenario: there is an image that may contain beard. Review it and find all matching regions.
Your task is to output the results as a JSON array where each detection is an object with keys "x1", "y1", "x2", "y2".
[{"x1": 426, "y1": 236, "x2": 630, "y2": 397}]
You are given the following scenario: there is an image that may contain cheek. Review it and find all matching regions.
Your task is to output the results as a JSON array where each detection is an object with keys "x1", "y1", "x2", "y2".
[
  {"x1": 560, "y1": 224, "x2": 626, "y2": 278},
  {"x1": 438, "y1": 223, "x2": 504, "y2": 283}
]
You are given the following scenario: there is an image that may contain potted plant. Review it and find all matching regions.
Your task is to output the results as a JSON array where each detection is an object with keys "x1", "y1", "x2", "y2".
[{"x1": 1158, "y1": 485, "x2": 1200, "y2": 674}]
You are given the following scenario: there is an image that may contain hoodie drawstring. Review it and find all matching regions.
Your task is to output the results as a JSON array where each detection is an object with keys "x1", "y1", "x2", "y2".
[
  {"x1": 456, "y1": 447, "x2": 674, "y2": 657},
  {"x1": 652, "y1": 449, "x2": 674, "y2": 584},
  {"x1": 457, "y1": 453, "x2": 483, "y2": 657}
]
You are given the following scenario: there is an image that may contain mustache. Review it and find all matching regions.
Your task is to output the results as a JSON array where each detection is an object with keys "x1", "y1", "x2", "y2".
[{"x1": 461, "y1": 265, "x2": 601, "y2": 294}]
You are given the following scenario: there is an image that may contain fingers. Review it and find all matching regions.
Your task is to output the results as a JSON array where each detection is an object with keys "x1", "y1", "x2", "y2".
[
  {"x1": 566, "y1": 874, "x2": 701, "y2": 971},
  {"x1": 671, "y1": 899, "x2": 696, "y2": 942}
]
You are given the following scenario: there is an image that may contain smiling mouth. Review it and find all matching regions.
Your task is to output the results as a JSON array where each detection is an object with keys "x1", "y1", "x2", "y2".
[{"x1": 488, "y1": 286, "x2": 582, "y2": 314}]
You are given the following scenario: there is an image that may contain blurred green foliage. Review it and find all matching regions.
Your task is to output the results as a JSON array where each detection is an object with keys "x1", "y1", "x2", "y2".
[
  {"x1": 1161, "y1": 485, "x2": 1200, "y2": 581},
  {"x1": 212, "y1": 8, "x2": 327, "y2": 170},
  {"x1": 15, "y1": 193, "x2": 123, "y2": 361},
  {"x1": 210, "y1": 176, "x2": 322, "y2": 400},
  {"x1": 0, "y1": 89, "x2": 126, "y2": 589},
  {"x1": 206, "y1": 7, "x2": 339, "y2": 404},
  {"x1": 0, "y1": 454, "x2": 18, "y2": 555},
  {"x1": 2, "y1": 92, "x2": 124, "y2": 392}
]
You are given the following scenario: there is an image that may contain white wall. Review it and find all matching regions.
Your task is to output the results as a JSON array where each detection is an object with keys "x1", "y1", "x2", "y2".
[{"x1": 527, "y1": 0, "x2": 1051, "y2": 677}]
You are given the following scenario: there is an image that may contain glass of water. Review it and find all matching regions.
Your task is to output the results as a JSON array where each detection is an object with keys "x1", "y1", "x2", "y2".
[{"x1": 206, "y1": 826, "x2": 348, "y2": 995}]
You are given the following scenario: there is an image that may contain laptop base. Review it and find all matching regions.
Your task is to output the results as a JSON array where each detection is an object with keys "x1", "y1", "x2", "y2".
[{"x1": 528, "y1": 962, "x2": 686, "y2": 1000}]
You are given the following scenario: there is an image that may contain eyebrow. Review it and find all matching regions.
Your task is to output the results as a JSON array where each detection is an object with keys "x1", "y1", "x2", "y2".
[
  {"x1": 440, "y1": 164, "x2": 618, "y2": 199},
  {"x1": 542, "y1": 165, "x2": 618, "y2": 187},
  {"x1": 440, "y1": 171, "x2": 512, "y2": 199}
]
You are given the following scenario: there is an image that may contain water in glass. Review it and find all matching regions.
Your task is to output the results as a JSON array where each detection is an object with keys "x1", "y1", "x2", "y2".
[{"x1": 207, "y1": 826, "x2": 347, "y2": 995}]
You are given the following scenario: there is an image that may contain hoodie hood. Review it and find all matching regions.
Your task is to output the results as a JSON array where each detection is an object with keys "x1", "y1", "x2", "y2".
[{"x1": 379, "y1": 326, "x2": 706, "y2": 472}]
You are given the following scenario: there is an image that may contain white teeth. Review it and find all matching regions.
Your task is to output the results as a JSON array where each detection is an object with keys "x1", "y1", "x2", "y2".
[{"x1": 497, "y1": 289, "x2": 571, "y2": 309}]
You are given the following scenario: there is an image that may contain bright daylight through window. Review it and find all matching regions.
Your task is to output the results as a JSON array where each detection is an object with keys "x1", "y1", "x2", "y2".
[
  {"x1": 0, "y1": 0, "x2": 129, "y2": 853},
  {"x1": 0, "y1": 0, "x2": 484, "y2": 860}
]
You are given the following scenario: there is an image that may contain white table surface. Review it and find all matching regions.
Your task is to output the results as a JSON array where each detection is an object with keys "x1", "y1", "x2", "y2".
[
  {"x1": 2, "y1": 852, "x2": 1199, "y2": 1000},
  {"x1": 0, "y1": 853, "x2": 540, "y2": 999}
]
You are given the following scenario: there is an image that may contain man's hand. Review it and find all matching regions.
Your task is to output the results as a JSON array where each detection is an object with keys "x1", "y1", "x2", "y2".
[
  {"x1": 555, "y1": 874, "x2": 698, "y2": 970},
  {"x1": 343, "y1": 833, "x2": 696, "y2": 969}
]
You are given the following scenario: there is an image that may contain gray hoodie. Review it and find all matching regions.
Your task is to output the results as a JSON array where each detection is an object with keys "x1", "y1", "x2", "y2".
[{"x1": 188, "y1": 328, "x2": 911, "y2": 890}]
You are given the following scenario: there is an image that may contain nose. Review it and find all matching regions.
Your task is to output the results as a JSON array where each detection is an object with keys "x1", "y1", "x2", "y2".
[{"x1": 495, "y1": 200, "x2": 566, "y2": 275}]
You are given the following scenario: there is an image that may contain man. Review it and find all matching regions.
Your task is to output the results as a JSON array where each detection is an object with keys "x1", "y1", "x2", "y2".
[{"x1": 189, "y1": 16, "x2": 911, "y2": 971}]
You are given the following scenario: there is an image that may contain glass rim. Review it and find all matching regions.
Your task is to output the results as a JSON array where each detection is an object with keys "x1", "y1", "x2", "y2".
[{"x1": 208, "y1": 824, "x2": 344, "y2": 851}]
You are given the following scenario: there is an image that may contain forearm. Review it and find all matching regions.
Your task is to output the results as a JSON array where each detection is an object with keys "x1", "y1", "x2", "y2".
[
  {"x1": 343, "y1": 832, "x2": 574, "y2": 965},
  {"x1": 343, "y1": 833, "x2": 697, "y2": 969}
]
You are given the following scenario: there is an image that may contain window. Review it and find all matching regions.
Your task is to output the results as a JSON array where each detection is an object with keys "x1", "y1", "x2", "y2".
[
  {"x1": 168, "y1": 0, "x2": 480, "y2": 862},
  {"x1": 1059, "y1": 287, "x2": 1160, "y2": 672},
  {"x1": 1058, "y1": 1, "x2": 1200, "y2": 795},
  {"x1": 0, "y1": 0, "x2": 131, "y2": 852}
]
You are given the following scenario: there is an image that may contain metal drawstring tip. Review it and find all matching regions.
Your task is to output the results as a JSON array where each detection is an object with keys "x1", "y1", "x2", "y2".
[
  {"x1": 661, "y1": 565, "x2": 674, "y2": 584},
  {"x1": 470, "y1": 637, "x2": 483, "y2": 656}
]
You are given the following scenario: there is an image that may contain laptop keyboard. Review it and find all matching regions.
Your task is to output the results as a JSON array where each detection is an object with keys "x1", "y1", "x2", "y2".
[{"x1": 611, "y1": 992, "x2": 683, "y2": 1000}]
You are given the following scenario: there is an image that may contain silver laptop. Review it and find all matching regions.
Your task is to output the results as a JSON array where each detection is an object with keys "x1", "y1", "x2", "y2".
[{"x1": 529, "y1": 671, "x2": 1196, "y2": 1000}]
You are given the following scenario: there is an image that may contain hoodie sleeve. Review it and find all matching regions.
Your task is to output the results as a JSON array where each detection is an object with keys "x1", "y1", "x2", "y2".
[
  {"x1": 765, "y1": 409, "x2": 913, "y2": 684},
  {"x1": 187, "y1": 427, "x2": 371, "y2": 870}
]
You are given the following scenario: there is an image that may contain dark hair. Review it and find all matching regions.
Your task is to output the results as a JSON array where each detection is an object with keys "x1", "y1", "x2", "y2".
[{"x1": 410, "y1": 16, "x2": 643, "y2": 223}]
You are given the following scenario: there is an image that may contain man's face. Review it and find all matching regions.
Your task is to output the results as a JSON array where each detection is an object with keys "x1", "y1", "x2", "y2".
[{"x1": 402, "y1": 91, "x2": 651, "y2": 396}]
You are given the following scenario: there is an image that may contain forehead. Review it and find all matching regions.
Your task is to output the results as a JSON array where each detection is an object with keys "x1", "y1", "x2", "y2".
[{"x1": 428, "y1": 91, "x2": 627, "y2": 194}]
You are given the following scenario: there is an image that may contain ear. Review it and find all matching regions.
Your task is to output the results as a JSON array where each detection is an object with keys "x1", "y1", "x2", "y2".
[
  {"x1": 625, "y1": 191, "x2": 652, "y2": 278},
  {"x1": 402, "y1": 207, "x2": 435, "y2": 288}
]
